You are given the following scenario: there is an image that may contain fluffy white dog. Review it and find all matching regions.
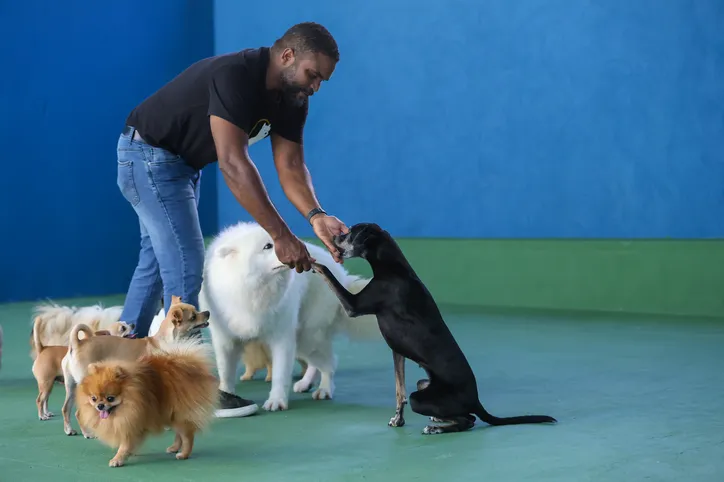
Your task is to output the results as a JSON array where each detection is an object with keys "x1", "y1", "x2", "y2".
[
  {"x1": 200, "y1": 221, "x2": 380, "y2": 412},
  {"x1": 29, "y1": 303, "x2": 124, "y2": 359}
]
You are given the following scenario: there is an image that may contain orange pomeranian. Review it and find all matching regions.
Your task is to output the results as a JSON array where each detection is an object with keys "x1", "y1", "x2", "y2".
[{"x1": 75, "y1": 339, "x2": 218, "y2": 467}]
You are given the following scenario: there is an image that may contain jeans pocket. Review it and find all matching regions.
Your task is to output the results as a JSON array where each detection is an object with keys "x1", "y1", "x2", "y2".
[
  {"x1": 147, "y1": 151, "x2": 198, "y2": 190},
  {"x1": 117, "y1": 160, "x2": 140, "y2": 207}
]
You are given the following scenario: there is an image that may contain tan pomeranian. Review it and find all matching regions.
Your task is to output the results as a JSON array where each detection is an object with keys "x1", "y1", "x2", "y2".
[
  {"x1": 240, "y1": 340, "x2": 308, "y2": 382},
  {"x1": 31, "y1": 317, "x2": 134, "y2": 421},
  {"x1": 75, "y1": 338, "x2": 218, "y2": 467}
]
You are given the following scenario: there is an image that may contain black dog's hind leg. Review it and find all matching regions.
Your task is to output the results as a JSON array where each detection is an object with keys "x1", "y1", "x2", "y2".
[
  {"x1": 422, "y1": 415, "x2": 475, "y2": 435},
  {"x1": 312, "y1": 263, "x2": 378, "y2": 317},
  {"x1": 415, "y1": 379, "x2": 444, "y2": 421},
  {"x1": 410, "y1": 383, "x2": 476, "y2": 435},
  {"x1": 388, "y1": 352, "x2": 407, "y2": 427}
]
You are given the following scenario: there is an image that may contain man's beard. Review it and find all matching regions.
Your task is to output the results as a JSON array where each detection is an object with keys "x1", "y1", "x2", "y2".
[{"x1": 279, "y1": 66, "x2": 312, "y2": 107}]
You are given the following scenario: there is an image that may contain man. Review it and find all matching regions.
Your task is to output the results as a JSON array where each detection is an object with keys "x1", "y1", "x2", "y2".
[{"x1": 116, "y1": 22, "x2": 348, "y2": 417}]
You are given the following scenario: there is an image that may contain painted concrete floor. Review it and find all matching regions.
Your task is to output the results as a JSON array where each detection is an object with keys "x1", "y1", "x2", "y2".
[{"x1": 0, "y1": 297, "x2": 722, "y2": 481}]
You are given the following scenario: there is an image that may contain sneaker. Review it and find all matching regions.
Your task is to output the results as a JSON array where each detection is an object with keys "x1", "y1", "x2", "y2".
[{"x1": 215, "y1": 390, "x2": 258, "y2": 418}]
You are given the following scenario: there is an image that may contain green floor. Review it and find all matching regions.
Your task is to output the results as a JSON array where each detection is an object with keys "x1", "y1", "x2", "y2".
[{"x1": 1, "y1": 297, "x2": 723, "y2": 481}]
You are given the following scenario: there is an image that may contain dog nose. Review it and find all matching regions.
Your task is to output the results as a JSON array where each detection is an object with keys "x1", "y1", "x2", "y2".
[
  {"x1": 97, "y1": 403, "x2": 106, "y2": 410},
  {"x1": 202, "y1": 311, "x2": 210, "y2": 317}
]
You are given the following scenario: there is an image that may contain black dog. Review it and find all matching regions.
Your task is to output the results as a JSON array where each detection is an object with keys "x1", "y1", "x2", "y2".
[{"x1": 312, "y1": 223, "x2": 557, "y2": 434}]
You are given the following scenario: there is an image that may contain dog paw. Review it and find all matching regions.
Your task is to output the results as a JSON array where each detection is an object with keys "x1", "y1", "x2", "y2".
[
  {"x1": 175, "y1": 453, "x2": 189, "y2": 460},
  {"x1": 83, "y1": 433, "x2": 96, "y2": 440},
  {"x1": 166, "y1": 445, "x2": 180, "y2": 454},
  {"x1": 388, "y1": 415, "x2": 405, "y2": 427},
  {"x1": 423, "y1": 425, "x2": 444, "y2": 435},
  {"x1": 262, "y1": 395, "x2": 288, "y2": 411},
  {"x1": 293, "y1": 379, "x2": 312, "y2": 393},
  {"x1": 429, "y1": 416, "x2": 445, "y2": 423},
  {"x1": 108, "y1": 457, "x2": 125, "y2": 467},
  {"x1": 312, "y1": 386, "x2": 333, "y2": 400},
  {"x1": 39, "y1": 413, "x2": 53, "y2": 421},
  {"x1": 65, "y1": 428, "x2": 77, "y2": 436}
]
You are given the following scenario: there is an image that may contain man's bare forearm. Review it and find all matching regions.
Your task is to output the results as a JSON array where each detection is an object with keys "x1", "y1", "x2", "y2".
[
  {"x1": 277, "y1": 161, "x2": 323, "y2": 218},
  {"x1": 219, "y1": 155, "x2": 291, "y2": 240}
]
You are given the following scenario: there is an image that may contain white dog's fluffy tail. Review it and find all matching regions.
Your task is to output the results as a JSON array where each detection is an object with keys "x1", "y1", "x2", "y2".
[
  {"x1": 29, "y1": 302, "x2": 124, "y2": 359},
  {"x1": 29, "y1": 303, "x2": 78, "y2": 358},
  {"x1": 336, "y1": 275, "x2": 382, "y2": 341}
]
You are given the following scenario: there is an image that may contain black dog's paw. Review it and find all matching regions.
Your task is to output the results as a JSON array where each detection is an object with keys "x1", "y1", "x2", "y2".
[
  {"x1": 429, "y1": 416, "x2": 444, "y2": 423},
  {"x1": 388, "y1": 414, "x2": 405, "y2": 427},
  {"x1": 422, "y1": 425, "x2": 444, "y2": 435}
]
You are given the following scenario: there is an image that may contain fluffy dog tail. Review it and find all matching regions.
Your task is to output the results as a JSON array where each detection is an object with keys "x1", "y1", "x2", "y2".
[
  {"x1": 29, "y1": 302, "x2": 78, "y2": 359},
  {"x1": 337, "y1": 275, "x2": 382, "y2": 340},
  {"x1": 69, "y1": 323, "x2": 94, "y2": 354},
  {"x1": 474, "y1": 400, "x2": 557, "y2": 426}
]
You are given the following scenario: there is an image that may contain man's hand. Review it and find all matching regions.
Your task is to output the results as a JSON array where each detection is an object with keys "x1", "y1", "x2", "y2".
[
  {"x1": 311, "y1": 215, "x2": 349, "y2": 264},
  {"x1": 275, "y1": 232, "x2": 316, "y2": 273}
]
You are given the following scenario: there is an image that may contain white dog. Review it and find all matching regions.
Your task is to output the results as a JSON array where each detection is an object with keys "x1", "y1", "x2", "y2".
[
  {"x1": 29, "y1": 303, "x2": 124, "y2": 359},
  {"x1": 200, "y1": 221, "x2": 380, "y2": 413}
]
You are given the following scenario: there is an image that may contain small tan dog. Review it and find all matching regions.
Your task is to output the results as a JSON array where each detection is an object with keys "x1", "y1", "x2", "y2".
[
  {"x1": 60, "y1": 296, "x2": 210, "y2": 437},
  {"x1": 240, "y1": 340, "x2": 309, "y2": 382},
  {"x1": 76, "y1": 339, "x2": 218, "y2": 467},
  {"x1": 31, "y1": 317, "x2": 133, "y2": 421}
]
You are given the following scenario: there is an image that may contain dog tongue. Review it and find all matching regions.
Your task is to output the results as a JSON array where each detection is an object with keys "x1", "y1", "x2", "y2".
[{"x1": 99, "y1": 410, "x2": 110, "y2": 420}]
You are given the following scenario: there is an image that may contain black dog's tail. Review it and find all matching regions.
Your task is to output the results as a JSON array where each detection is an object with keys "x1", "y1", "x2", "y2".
[{"x1": 474, "y1": 401, "x2": 557, "y2": 426}]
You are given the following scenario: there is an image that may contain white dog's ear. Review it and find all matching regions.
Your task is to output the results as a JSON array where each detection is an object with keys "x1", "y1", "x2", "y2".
[{"x1": 218, "y1": 246, "x2": 236, "y2": 258}]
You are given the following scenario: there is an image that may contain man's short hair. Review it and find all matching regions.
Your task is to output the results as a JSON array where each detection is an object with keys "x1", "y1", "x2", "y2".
[{"x1": 272, "y1": 22, "x2": 340, "y2": 63}]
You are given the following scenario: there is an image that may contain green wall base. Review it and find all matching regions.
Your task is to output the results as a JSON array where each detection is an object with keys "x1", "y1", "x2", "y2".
[{"x1": 303, "y1": 238, "x2": 724, "y2": 320}]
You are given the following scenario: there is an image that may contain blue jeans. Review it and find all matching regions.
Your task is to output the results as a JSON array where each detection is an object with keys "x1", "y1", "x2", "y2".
[{"x1": 116, "y1": 127, "x2": 204, "y2": 337}]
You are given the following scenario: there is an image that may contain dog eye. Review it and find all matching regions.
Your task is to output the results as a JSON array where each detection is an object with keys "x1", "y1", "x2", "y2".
[
  {"x1": 91, "y1": 396, "x2": 97, "y2": 402},
  {"x1": 106, "y1": 396, "x2": 115, "y2": 402},
  {"x1": 263, "y1": 243, "x2": 273, "y2": 250}
]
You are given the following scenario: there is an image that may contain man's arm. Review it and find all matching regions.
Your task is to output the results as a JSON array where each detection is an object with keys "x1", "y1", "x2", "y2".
[
  {"x1": 271, "y1": 132, "x2": 349, "y2": 263},
  {"x1": 270, "y1": 132, "x2": 323, "y2": 220},
  {"x1": 210, "y1": 115, "x2": 292, "y2": 241}
]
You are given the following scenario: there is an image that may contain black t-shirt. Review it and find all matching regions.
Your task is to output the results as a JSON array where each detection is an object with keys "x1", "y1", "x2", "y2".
[{"x1": 126, "y1": 47, "x2": 307, "y2": 170}]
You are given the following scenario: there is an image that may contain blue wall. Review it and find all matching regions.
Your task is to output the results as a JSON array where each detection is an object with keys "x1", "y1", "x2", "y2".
[
  {"x1": 214, "y1": 0, "x2": 724, "y2": 239},
  {"x1": 0, "y1": 0, "x2": 215, "y2": 303},
  {"x1": 2, "y1": 0, "x2": 723, "y2": 303}
]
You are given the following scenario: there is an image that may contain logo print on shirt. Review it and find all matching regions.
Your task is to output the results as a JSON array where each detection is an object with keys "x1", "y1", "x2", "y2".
[{"x1": 249, "y1": 119, "x2": 271, "y2": 145}]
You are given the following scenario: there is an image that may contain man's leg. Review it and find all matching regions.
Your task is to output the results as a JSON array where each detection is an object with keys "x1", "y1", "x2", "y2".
[
  {"x1": 118, "y1": 218, "x2": 164, "y2": 337},
  {"x1": 117, "y1": 132, "x2": 164, "y2": 336},
  {"x1": 117, "y1": 129, "x2": 204, "y2": 334},
  {"x1": 119, "y1": 164, "x2": 203, "y2": 337}
]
